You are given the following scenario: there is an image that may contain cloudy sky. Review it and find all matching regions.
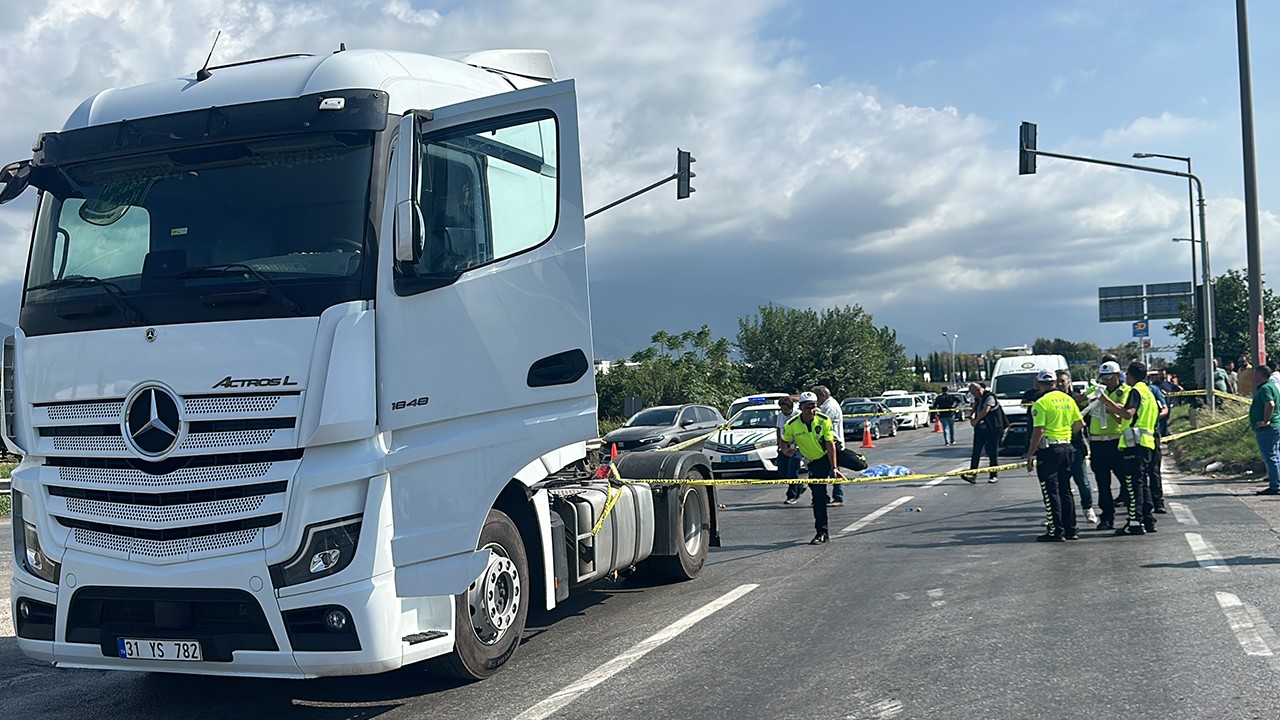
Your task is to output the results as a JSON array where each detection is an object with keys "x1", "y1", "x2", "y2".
[{"x1": 1, "y1": 0, "x2": 1277, "y2": 361}]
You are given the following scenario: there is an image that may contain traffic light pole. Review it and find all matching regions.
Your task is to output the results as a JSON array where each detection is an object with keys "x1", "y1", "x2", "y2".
[
  {"x1": 1019, "y1": 129, "x2": 1215, "y2": 411},
  {"x1": 585, "y1": 148, "x2": 695, "y2": 220},
  {"x1": 584, "y1": 173, "x2": 676, "y2": 219}
]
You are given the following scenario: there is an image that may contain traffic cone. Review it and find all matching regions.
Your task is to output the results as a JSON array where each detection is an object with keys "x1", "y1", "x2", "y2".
[
  {"x1": 933, "y1": 414, "x2": 943, "y2": 433},
  {"x1": 610, "y1": 443, "x2": 618, "y2": 460},
  {"x1": 861, "y1": 419, "x2": 875, "y2": 449}
]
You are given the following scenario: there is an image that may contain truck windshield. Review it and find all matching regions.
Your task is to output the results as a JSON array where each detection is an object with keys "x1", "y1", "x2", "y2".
[
  {"x1": 992, "y1": 372, "x2": 1037, "y2": 399},
  {"x1": 21, "y1": 132, "x2": 374, "y2": 335}
]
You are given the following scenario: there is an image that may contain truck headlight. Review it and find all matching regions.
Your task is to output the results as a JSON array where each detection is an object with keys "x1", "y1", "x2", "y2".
[
  {"x1": 13, "y1": 494, "x2": 60, "y2": 585},
  {"x1": 269, "y1": 516, "x2": 361, "y2": 589}
]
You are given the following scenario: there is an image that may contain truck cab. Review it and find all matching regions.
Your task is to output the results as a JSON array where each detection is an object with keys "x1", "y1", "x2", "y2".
[{"x1": 0, "y1": 48, "x2": 713, "y2": 680}]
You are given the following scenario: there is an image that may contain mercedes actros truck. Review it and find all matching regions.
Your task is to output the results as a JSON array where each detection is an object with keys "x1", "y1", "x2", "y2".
[{"x1": 0, "y1": 47, "x2": 717, "y2": 679}]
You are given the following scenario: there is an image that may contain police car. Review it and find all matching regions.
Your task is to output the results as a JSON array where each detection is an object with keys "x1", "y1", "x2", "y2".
[{"x1": 704, "y1": 402, "x2": 790, "y2": 477}]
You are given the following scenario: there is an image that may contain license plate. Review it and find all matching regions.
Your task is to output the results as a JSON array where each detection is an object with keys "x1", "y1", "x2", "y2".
[
  {"x1": 118, "y1": 637, "x2": 203, "y2": 661},
  {"x1": 722, "y1": 454, "x2": 748, "y2": 463}
]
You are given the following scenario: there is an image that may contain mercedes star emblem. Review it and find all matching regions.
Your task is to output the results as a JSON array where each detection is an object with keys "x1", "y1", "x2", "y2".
[
  {"x1": 145, "y1": 328, "x2": 156, "y2": 343},
  {"x1": 123, "y1": 385, "x2": 183, "y2": 457}
]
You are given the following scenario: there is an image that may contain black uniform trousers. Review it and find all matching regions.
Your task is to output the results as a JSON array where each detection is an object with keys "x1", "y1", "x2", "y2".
[
  {"x1": 970, "y1": 427, "x2": 1000, "y2": 478},
  {"x1": 1144, "y1": 434, "x2": 1164, "y2": 510},
  {"x1": 1090, "y1": 438, "x2": 1123, "y2": 522},
  {"x1": 807, "y1": 455, "x2": 834, "y2": 534},
  {"x1": 1121, "y1": 445, "x2": 1155, "y2": 527},
  {"x1": 1036, "y1": 444, "x2": 1077, "y2": 537}
]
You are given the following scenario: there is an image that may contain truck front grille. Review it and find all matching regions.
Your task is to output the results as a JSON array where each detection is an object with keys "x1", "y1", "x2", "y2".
[{"x1": 33, "y1": 391, "x2": 302, "y2": 562}]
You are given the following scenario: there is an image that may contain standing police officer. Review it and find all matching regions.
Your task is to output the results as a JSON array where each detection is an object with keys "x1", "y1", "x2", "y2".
[
  {"x1": 1026, "y1": 370, "x2": 1084, "y2": 541},
  {"x1": 1099, "y1": 361, "x2": 1159, "y2": 535},
  {"x1": 1087, "y1": 361, "x2": 1129, "y2": 531},
  {"x1": 782, "y1": 391, "x2": 845, "y2": 544}
]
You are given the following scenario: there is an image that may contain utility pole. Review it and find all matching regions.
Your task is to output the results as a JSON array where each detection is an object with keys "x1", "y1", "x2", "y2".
[{"x1": 1237, "y1": 0, "x2": 1265, "y2": 364}]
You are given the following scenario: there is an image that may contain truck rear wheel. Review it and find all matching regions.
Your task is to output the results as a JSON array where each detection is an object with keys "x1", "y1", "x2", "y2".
[
  {"x1": 433, "y1": 509, "x2": 529, "y2": 681},
  {"x1": 650, "y1": 474, "x2": 711, "y2": 582}
]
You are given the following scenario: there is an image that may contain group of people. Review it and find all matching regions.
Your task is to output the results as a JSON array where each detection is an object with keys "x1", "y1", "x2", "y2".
[
  {"x1": 957, "y1": 358, "x2": 1172, "y2": 541},
  {"x1": 766, "y1": 353, "x2": 1280, "y2": 547},
  {"x1": 1025, "y1": 359, "x2": 1170, "y2": 541}
]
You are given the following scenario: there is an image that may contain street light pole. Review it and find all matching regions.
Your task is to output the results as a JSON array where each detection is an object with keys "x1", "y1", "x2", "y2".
[{"x1": 942, "y1": 332, "x2": 958, "y2": 385}]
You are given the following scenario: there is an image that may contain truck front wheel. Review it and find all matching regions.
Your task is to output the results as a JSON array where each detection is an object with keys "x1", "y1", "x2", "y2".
[
  {"x1": 434, "y1": 509, "x2": 529, "y2": 681},
  {"x1": 650, "y1": 476, "x2": 711, "y2": 581}
]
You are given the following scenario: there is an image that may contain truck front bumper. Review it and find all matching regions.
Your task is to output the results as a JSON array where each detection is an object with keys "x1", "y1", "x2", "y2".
[{"x1": 10, "y1": 547, "x2": 453, "y2": 678}]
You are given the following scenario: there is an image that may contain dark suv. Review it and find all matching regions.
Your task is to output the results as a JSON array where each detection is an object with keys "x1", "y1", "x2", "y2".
[{"x1": 603, "y1": 403, "x2": 725, "y2": 452}]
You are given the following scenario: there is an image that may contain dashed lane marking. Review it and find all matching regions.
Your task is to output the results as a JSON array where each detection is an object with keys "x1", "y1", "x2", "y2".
[
  {"x1": 1216, "y1": 591, "x2": 1276, "y2": 657},
  {"x1": 839, "y1": 496, "x2": 915, "y2": 535},
  {"x1": 512, "y1": 584, "x2": 759, "y2": 720},
  {"x1": 926, "y1": 588, "x2": 946, "y2": 608},
  {"x1": 1186, "y1": 532, "x2": 1229, "y2": 573},
  {"x1": 1169, "y1": 501, "x2": 1198, "y2": 525}
]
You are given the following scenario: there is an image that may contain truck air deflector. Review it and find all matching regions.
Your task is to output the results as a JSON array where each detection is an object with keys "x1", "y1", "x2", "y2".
[{"x1": 32, "y1": 90, "x2": 389, "y2": 169}]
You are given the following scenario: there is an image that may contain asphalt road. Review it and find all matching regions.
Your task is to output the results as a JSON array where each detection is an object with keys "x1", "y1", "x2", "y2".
[{"x1": 5, "y1": 423, "x2": 1280, "y2": 719}]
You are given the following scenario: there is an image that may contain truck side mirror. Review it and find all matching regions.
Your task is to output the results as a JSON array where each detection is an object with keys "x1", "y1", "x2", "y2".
[
  {"x1": 0, "y1": 160, "x2": 33, "y2": 205},
  {"x1": 393, "y1": 112, "x2": 428, "y2": 263}
]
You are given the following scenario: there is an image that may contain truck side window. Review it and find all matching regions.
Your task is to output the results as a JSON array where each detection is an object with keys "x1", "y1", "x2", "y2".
[{"x1": 400, "y1": 113, "x2": 558, "y2": 293}]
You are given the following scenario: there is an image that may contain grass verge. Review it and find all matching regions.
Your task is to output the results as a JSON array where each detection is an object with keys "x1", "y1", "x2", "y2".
[{"x1": 1165, "y1": 401, "x2": 1260, "y2": 475}]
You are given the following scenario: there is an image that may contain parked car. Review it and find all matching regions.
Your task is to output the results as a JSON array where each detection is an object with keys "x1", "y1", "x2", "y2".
[
  {"x1": 603, "y1": 403, "x2": 725, "y2": 452},
  {"x1": 841, "y1": 400, "x2": 898, "y2": 440},
  {"x1": 727, "y1": 392, "x2": 793, "y2": 420},
  {"x1": 882, "y1": 394, "x2": 929, "y2": 429},
  {"x1": 704, "y1": 402, "x2": 789, "y2": 476}
]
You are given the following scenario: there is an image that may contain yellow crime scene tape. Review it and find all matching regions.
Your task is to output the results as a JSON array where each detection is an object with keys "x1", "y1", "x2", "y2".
[{"x1": 1162, "y1": 413, "x2": 1249, "y2": 442}]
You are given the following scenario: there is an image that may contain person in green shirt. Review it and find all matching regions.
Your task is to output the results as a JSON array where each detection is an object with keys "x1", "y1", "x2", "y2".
[
  {"x1": 1250, "y1": 365, "x2": 1280, "y2": 495},
  {"x1": 1026, "y1": 370, "x2": 1084, "y2": 541},
  {"x1": 781, "y1": 391, "x2": 846, "y2": 544}
]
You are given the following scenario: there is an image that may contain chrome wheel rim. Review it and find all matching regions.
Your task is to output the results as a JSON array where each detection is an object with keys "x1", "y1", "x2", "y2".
[{"x1": 467, "y1": 544, "x2": 522, "y2": 646}]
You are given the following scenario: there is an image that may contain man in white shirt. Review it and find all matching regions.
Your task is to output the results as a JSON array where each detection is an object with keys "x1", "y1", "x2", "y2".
[{"x1": 814, "y1": 385, "x2": 846, "y2": 505}]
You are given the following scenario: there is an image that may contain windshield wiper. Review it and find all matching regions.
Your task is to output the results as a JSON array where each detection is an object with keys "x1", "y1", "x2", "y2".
[
  {"x1": 162, "y1": 264, "x2": 302, "y2": 315},
  {"x1": 28, "y1": 275, "x2": 145, "y2": 324}
]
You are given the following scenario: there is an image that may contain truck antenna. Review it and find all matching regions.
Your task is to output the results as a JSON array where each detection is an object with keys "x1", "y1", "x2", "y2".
[{"x1": 196, "y1": 30, "x2": 222, "y2": 82}]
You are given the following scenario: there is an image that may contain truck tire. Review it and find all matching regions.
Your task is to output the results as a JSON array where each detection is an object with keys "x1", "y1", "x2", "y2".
[
  {"x1": 649, "y1": 473, "x2": 711, "y2": 582},
  {"x1": 433, "y1": 509, "x2": 529, "y2": 681}
]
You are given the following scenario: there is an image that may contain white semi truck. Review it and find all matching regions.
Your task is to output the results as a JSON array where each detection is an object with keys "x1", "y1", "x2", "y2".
[{"x1": 0, "y1": 47, "x2": 719, "y2": 680}]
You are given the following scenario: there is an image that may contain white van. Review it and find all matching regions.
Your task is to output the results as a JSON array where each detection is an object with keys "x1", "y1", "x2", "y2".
[{"x1": 989, "y1": 354, "x2": 1068, "y2": 453}]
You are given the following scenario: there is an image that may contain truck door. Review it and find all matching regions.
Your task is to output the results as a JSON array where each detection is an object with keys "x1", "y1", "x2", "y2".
[{"x1": 375, "y1": 80, "x2": 596, "y2": 595}]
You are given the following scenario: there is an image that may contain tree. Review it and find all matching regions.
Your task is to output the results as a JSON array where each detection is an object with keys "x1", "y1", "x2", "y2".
[
  {"x1": 1032, "y1": 338, "x2": 1102, "y2": 368},
  {"x1": 1165, "y1": 269, "x2": 1280, "y2": 384},
  {"x1": 735, "y1": 304, "x2": 913, "y2": 398},
  {"x1": 595, "y1": 325, "x2": 748, "y2": 421}
]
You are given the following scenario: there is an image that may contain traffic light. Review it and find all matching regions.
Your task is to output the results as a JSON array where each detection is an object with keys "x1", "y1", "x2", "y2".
[
  {"x1": 677, "y1": 148, "x2": 696, "y2": 199},
  {"x1": 1019, "y1": 122, "x2": 1037, "y2": 175}
]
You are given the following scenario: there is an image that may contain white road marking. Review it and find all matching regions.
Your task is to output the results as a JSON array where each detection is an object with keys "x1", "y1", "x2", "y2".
[
  {"x1": 840, "y1": 496, "x2": 915, "y2": 535},
  {"x1": 926, "y1": 588, "x2": 946, "y2": 607},
  {"x1": 1216, "y1": 591, "x2": 1275, "y2": 656},
  {"x1": 512, "y1": 584, "x2": 758, "y2": 720},
  {"x1": 1163, "y1": 480, "x2": 1179, "y2": 496},
  {"x1": 1186, "y1": 533, "x2": 1229, "y2": 573},
  {"x1": 893, "y1": 593, "x2": 910, "y2": 601},
  {"x1": 0, "y1": 596, "x2": 11, "y2": 637},
  {"x1": 924, "y1": 477, "x2": 947, "y2": 488},
  {"x1": 1169, "y1": 501, "x2": 1198, "y2": 525}
]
